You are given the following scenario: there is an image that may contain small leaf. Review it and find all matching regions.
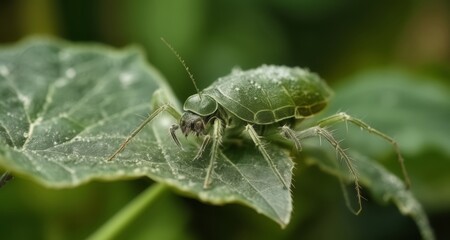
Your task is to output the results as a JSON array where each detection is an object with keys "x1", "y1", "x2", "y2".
[{"x1": 0, "y1": 38, "x2": 293, "y2": 226}]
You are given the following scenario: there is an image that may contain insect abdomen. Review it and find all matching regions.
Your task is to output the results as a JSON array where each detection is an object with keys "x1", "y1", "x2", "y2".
[{"x1": 204, "y1": 65, "x2": 332, "y2": 124}]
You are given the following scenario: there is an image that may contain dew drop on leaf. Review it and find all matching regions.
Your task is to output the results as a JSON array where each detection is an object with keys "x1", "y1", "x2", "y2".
[
  {"x1": 119, "y1": 72, "x2": 135, "y2": 88},
  {"x1": 65, "y1": 68, "x2": 76, "y2": 79},
  {"x1": 0, "y1": 65, "x2": 9, "y2": 76}
]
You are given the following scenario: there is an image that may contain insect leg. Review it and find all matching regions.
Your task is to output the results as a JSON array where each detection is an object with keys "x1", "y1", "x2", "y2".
[
  {"x1": 298, "y1": 126, "x2": 363, "y2": 215},
  {"x1": 169, "y1": 124, "x2": 182, "y2": 149},
  {"x1": 280, "y1": 125, "x2": 302, "y2": 151},
  {"x1": 245, "y1": 124, "x2": 290, "y2": 189},
  {"x1": 203, "y1": 119, "x2": 223, "y2": 188},
  {"x1": 317, "y1": 112, "x2": 411, "y2": 189},
  {"x1": 107, "y1": 104, "x2": 180, "y2": 161},
  {"x1": 194, "y1": 135, "x2": 211, "y2": 160}
]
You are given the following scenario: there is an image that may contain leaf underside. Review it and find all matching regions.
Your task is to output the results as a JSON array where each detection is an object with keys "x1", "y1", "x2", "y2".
[{"x1": 0, "y1": 38, "x2": 292, "y2": 226}]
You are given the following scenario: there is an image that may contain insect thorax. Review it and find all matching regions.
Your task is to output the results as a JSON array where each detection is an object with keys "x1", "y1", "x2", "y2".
[{"x1": 183, "y1": 94, "x2": 218, "y2": 116}]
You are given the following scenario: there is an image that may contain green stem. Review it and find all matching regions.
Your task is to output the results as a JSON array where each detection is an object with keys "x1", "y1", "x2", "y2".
[{"x1": 87, "y1": 183, "x2": 169, "y2": 240}]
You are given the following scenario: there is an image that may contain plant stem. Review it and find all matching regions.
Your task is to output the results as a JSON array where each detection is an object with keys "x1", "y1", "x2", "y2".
[{"x1": 87, "y1": 183, "x2": 169, "y2": 240}]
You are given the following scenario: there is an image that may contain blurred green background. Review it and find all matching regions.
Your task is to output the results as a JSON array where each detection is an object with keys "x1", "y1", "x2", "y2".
[{"x1": 1, "y1": 0, "x2": 449, "y2": 239}]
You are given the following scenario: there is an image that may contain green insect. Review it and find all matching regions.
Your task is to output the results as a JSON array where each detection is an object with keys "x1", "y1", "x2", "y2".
[{"x1": 108, "y1": 41, "x2": 411, "y2": 214}]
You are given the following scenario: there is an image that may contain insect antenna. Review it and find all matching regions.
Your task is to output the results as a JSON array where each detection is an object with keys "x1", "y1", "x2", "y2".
[{"x1": 160, "y1": 37, "x2": 202, "y2": 99}]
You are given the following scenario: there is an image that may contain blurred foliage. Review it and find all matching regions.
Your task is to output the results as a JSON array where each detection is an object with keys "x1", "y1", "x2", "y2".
[{"x1": 0, "y1": 0, "x2": 449, "y2": 239}]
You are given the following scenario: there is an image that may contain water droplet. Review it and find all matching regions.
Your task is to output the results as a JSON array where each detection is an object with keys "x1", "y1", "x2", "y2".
[
  {"x1": 65, "y1": 68, "x2": 76, "y2": 79},
  {"x1": 119, "y1": 72, "x2": 135, "y2": 87},
  {"x1": 0, "y1": 65, "x2": 10, "y2": 76}
]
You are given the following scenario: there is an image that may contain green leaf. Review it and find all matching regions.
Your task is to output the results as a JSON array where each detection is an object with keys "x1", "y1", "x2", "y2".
[
  {"x1": 321, "y1": 70, "x2": 450, "y2": 207},
  {"x1": 0, "y1": 38, "x2": 293, "y2": 226},
  {"x1": 325, "y1": 70, "x2": 450, "y2": 156},
  {"x1": 304, "y1": 148, "x2": 435, "y2": 240},
  {"x1": 305, "y1": 70, "x2": 441, "y2": 239}
]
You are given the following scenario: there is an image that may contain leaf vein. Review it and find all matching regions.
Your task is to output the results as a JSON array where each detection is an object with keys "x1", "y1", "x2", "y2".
[{"x1": 219, "y1": 152, "x2": 282, "y2": 218}]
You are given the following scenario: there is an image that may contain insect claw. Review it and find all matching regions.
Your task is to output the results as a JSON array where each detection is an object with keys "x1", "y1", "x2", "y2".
[{"x1": 170, "y1": 124, "x2": 183, "y2": 149}]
